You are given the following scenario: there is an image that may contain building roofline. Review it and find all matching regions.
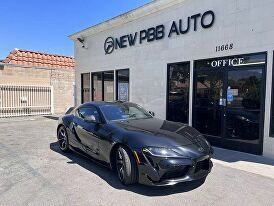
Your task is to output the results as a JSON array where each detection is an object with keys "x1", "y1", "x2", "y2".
[
  {"x1": 2, "y1": 48, "x2": 75, "y2": 69},
  {"x1": 11, "y1": 48, "x2": 74, "y2": 58},
  {"x1": 69, "y1": 0, "x2": 184, "y2": 41},
  {"x1": 0, "y1": 62, "x2": 74, "y2": 71}
]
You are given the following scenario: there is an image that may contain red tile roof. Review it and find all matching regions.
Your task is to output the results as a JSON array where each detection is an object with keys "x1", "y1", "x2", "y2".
[{"x1": 2, "y1": 49, "x2": 75, "y2": 69}]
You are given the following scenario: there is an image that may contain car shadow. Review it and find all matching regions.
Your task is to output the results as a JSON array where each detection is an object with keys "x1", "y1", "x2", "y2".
[
  {"x1": 50, "y1": 141, "x2": 206, "y2": 196},
  {"x1": 43, "y1": 115, "x2": 59, "y2": 121}
]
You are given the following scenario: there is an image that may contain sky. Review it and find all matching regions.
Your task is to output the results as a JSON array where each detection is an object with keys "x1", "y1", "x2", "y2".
[{"x1": 0, "y1": 0, "x2": 151, "y2": 59}]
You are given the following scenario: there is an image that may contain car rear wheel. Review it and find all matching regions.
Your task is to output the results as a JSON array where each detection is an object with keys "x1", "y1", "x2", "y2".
[
  {"x1": 115, "y1": 146, "x2": 138, "y2": 185},
  {"x1": 57, "y1": 126, "x2": 70, "y2": 152}
]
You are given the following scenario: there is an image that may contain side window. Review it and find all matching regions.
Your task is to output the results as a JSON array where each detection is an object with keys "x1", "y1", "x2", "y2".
[
  {"x1": 77, "y1": 107, "x2": 100, "y2": 122},
  {"x1": 128, "y1": 106, "x2": 147, "y2": 119}
]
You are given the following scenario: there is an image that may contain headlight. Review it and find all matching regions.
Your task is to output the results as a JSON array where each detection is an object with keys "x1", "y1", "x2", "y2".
[{"x1": 142, "y1": 147, "x2": 181, "y2": 157}]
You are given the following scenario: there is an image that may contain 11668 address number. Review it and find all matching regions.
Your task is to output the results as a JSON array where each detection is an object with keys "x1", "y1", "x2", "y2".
[{"x1": 216, "y1": 43, "x2": 234, "y2": 52}]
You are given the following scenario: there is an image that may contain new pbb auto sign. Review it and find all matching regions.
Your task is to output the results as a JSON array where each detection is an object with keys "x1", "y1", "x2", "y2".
[{"x1": 104, "y1": 10, "x2": 215, "y2": 54}]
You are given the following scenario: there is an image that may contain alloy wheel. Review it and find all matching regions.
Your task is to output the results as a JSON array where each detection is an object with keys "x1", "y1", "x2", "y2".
[
  {"x1": 116, "y1": 149, "x2": 125, "y2": 182},
  {"x1": 58, "y1": 127, "x2": 67, "y2": 150}
]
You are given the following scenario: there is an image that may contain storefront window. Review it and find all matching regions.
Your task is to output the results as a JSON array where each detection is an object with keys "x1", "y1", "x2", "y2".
[
  {"x1": 270, "y1": 52, "x2": 274, "y2": 137},
  {"x1": 167, "y1": 62, "x2": 190, "y2": 124},
  {"x1": 92, "y1": 72, "x2": 103, "y2": 101},
  {"x1": 81, "y1": 73, "x2": 90, "y2": 103},
  {"x1": 92, "y1": 71, "x2": 114, "y2": 102},
  {"x1": 116, "y1": 69, "x2": 129, "y2": 102},
  {"x1": 104, "y1": 71, "x2": 114, "y2": 102}
]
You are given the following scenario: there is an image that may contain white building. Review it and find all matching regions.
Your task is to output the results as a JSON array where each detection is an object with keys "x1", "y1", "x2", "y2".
[{"x1": 70, "y1": 0, "x2": 274, "y2": 158}]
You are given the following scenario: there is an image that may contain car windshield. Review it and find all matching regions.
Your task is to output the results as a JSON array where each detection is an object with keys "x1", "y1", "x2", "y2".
[{"x1": 100, "y1": 103, "x2": 152, "y2": 121}]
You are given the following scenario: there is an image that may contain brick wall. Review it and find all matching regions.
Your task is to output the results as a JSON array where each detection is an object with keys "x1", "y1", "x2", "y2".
[{"x1": 0, "y1": 64, "x2": 75, "y2": 115}]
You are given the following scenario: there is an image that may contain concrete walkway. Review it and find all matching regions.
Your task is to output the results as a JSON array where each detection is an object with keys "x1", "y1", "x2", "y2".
[
  {"x1": 1, "y1": 115, "x2": 274, "y2": 180},
  {"x1": 213, "y1": 147, "x2": 274, "y2": 179},
  {"x1": 1, "y1": 116, "x2": 274, "y2": 206}
]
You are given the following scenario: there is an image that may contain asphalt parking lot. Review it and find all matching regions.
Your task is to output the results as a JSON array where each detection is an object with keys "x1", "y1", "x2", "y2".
[{"x1": 1, "y1": 117, "x2": 274, "y2": 206}]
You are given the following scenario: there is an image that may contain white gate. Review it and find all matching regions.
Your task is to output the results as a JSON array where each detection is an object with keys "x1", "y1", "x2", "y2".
[{"x1": 0, "y1": 85, "x2": 53, "y2": 118}]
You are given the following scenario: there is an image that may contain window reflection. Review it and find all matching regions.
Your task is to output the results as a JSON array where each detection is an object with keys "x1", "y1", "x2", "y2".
[
  {"x1": 116, "y1": 69, "x2": 129, "y2": 102},
  {"x1": 104, "y1": 71, "x2": 114, "y2": 102},
  {"x1": 81, "y1": 73, "x2": 90, "y2": 103},
  {"x1": 196, "y1": 73, "x2": 223, "y2": 107},
  {"x1": 167, "y1": 62, "x2": 190, "y2": 124},
  {"x1": 92, "y1": 71, "x2": 115, "y2": 102},
  {"x1": 92, "y1": 73, "x2": 103, "y2": 101},
  {"x1": 226, "y1": 69, "x2": 262, "y2": 142},
  {"x1": 271, "y1": 53, "x2": 274, "y2": 137},
  {"x1": 194, "y1": 53, "x2": 266, "y2": 154},
  {"x1": 227, "y1": 70, "x2": 262, "y2": 109},
  {"x1": 194, "y1": 71, "x2": 223, "y2": 137}
]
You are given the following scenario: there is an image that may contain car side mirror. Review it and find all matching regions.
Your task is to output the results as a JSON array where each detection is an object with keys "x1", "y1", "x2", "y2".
[
  {"x1": 84, "y1": 115, "x2": 101, "y2": 124},
  {"x1": 149, "y1": 111, "x2": 155, "y2": 117}
]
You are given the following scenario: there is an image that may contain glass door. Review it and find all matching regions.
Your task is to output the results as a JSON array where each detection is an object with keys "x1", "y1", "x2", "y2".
[
  {"x1": 193, "y1": 68, "x2": 265, "y2": 154},
  {"x1": 224, "y1": 67, "x2": 264, "y2": 154},
  {"x1": 193, "y1": 70, "x2": 225, "y2": 142},
  {"x1": 193, "y1": 53, "x2": 266, "y2": 155},
  {"x1": 167, "y1": 62, "x2": 190, "y2": 124}
]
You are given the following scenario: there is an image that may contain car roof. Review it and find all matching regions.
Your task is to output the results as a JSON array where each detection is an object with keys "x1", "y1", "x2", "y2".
[{"x1": 80, "y1": 101, "x2": 131, "y2": 108}]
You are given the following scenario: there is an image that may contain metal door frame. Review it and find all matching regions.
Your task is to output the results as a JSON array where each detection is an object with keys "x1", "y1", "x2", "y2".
[{"x1": 192, "y1": 52, "x2": 267, "y2": 155}]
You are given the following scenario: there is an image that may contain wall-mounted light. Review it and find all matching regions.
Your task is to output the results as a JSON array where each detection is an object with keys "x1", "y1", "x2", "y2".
[{"x1": 77, "y1": 37, "x2": 88, "y2": 49}]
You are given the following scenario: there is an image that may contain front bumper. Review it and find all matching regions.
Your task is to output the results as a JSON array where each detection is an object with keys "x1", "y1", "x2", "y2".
[{"x1": 137, "y1": 152, "x2": 213, "y2": 186}]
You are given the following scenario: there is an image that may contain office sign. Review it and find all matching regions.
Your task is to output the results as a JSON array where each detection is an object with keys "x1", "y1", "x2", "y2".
[
  {"x1": 104, "y1": 10, "x2": 215, "y2": 54},
  {"x1": 211, "y1": 58, "x2": 245, "y2": 68},
  {"x1": 195, "y1": 53, "x2": 267, "y2": 69}
]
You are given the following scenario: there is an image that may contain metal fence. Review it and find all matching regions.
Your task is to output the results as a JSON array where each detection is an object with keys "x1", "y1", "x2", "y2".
[{"x1": 0, "y1": 85, "x2": 53, "y2": 118}]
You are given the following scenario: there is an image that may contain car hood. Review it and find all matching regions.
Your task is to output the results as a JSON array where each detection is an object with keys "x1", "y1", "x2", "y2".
[{"x1": 113, "y1": 118, "x2": 208, "y2": 149}]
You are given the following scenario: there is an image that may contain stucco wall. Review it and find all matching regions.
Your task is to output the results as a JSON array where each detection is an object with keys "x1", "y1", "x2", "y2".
[
  {"x1": 0, "y1": 64, "x2": 75, "y2": 114},
  {"x1": 73, "y1": 0, "x2": 274, "y2": 158}
]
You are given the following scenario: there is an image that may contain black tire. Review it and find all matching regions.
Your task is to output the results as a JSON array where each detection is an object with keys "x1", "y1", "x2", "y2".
[
  {"x1": 57, "y1": 126, "x2": 70, "y2": 152},
  {"x1": 115, "y1": 146, "x2": 138, "y2": 185}
]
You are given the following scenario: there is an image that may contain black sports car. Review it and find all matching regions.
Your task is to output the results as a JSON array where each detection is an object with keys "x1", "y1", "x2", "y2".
[{"x1": 57, "y1": 101, "x2": 213, "y2": 186}]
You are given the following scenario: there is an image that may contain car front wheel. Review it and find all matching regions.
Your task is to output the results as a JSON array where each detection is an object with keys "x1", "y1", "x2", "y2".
[
  {"x1": 115, "y1": 146, "x2": 138, "y2": 185},
  {"x1": 57, "y1": 126, "x2": 70, "y2": 152}
]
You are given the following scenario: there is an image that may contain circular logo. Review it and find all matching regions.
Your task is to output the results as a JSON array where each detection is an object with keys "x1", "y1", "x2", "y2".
[{"x1": 104, "y1": 37, "x2": 115, "y2": 54}]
